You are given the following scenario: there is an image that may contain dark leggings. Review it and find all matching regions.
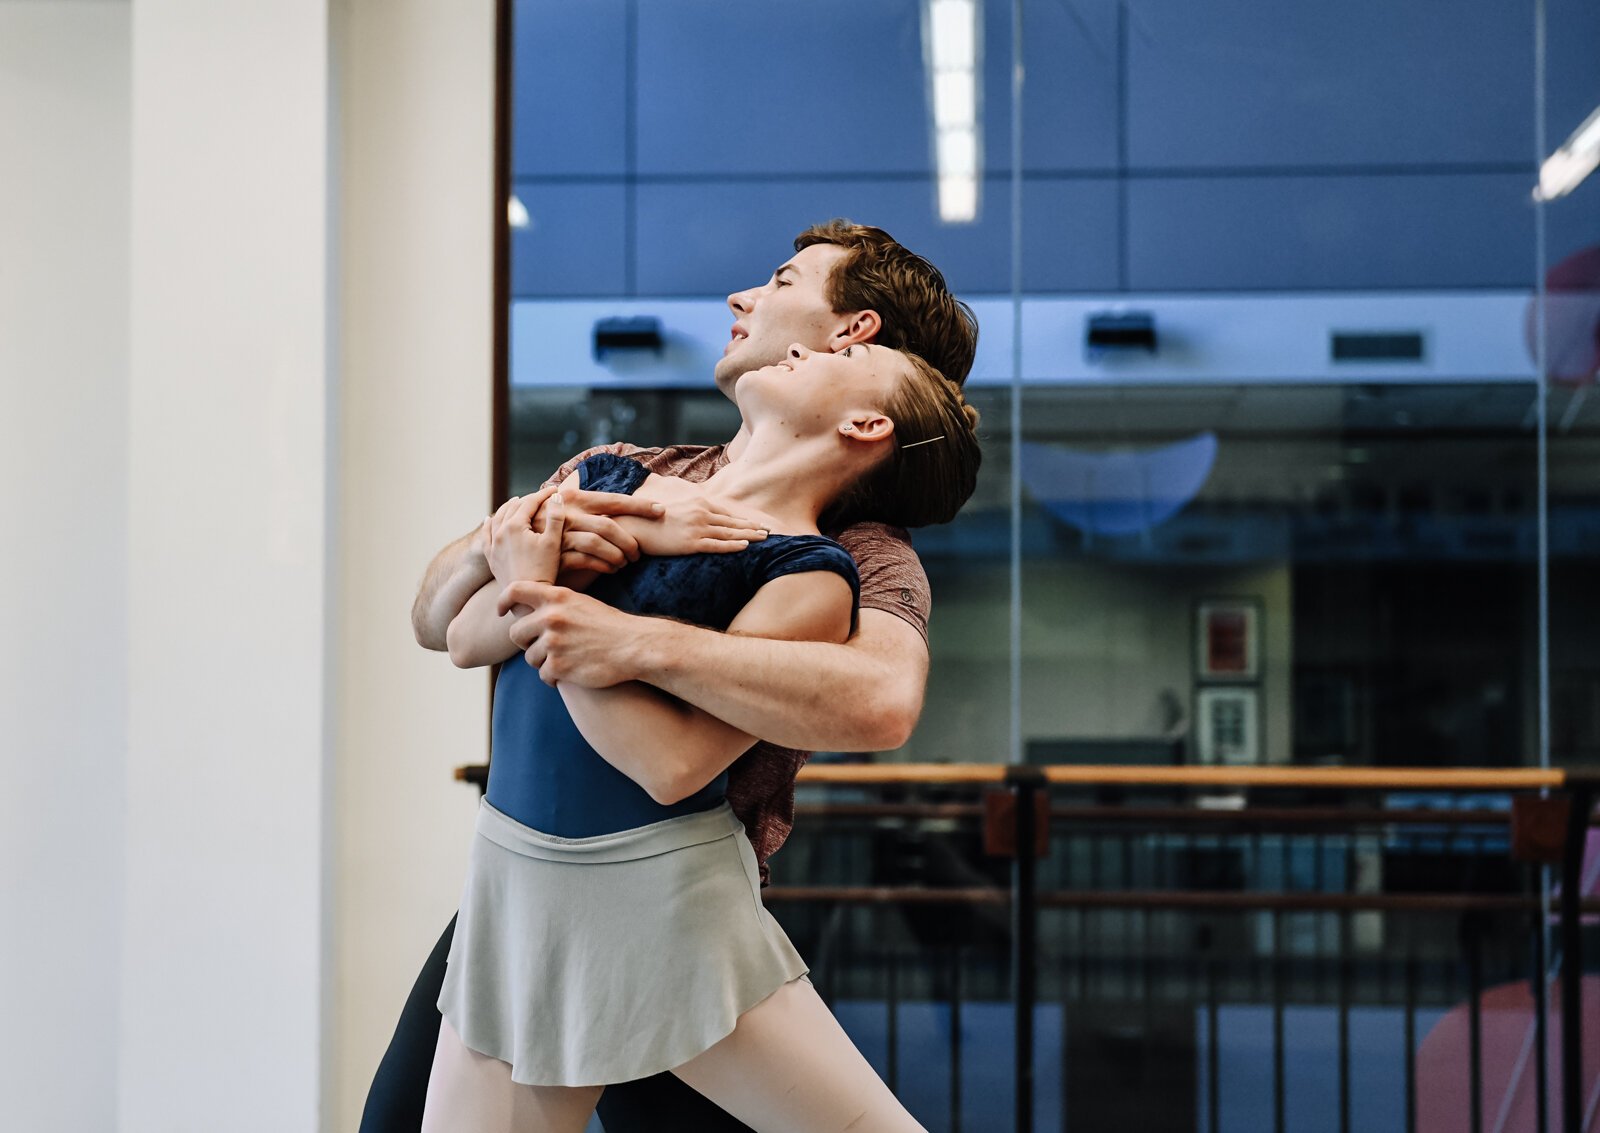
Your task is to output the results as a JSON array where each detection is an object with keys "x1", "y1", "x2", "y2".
[{"x1": 358, "y1": 915, "x2": 756, "y2": 1133}]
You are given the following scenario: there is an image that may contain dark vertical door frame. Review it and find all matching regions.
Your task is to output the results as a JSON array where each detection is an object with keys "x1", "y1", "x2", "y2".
[
  {"x1": 492, "y1": 0, "x2": 511, "y2": 509},
  {"x1": 488, "y1": 0, "x2": 512, "y2": 754}
]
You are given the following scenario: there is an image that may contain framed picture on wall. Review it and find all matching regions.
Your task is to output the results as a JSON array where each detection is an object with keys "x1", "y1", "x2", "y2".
[
  {"x1": 1196, "y1": 687, "x2": 1261, "y2": 765},
  {"x1": 1195, "y1": 599, "x2": 1261, "y2": 681}
]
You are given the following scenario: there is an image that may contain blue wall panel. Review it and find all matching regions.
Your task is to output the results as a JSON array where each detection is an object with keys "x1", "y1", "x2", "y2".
[
  {"x1": 1545, "y1": 0, "x2": 1600, "y2": 272},
  {"x1": 1545, "y1": 196, "x2": 1599, "y2": 284},
  {"x1": 510, "y1": 181, "x2": 629, "y2": 297},
  {"x1": 1546, "y1": 178, "x2": 1599, "y2": 273},
  {"x1": 635, "y1": 0, "x2": 1122, "y2": 178},
  {"x1": 635, "y1": 179, "x2": 961, "y2": 296},
  {"x1": 633, "y1": 176, "x2": 1118, "y2": 296},
  {"x1": 635, "y1": 1, "x2": 930, "y2": 176},
  {"x1": 1126, "y1": 0, "x2": 1535, "y2": 169},
  {"x1": 1128, "y1": 173, "x2": 1537, "y2": 291},
  {"x1": 1548, "y1": 0, "x2": 1600, "y2": 144},
  {"x1": 513, "y1": 0, "x2": 629, "y2": 177},
  {"x1": 1018, "y1": 178, "x2": 1120, "y2": 291},
  {"x1": 988, "y1": 0, "x2": 1120, "y2": 172},
  {"x1": 510, "y1": 0, "x2": 1573, "y2": 297}
]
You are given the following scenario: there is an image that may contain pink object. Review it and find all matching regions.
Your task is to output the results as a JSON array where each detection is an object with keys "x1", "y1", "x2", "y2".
[
  {"x1": 1416, "y1": 977, "x2": 1600, "y2": 1132},
  {"x1": 1524, "y1": 244, "x2": 1600, "y2": 386},
  {"x1": 1417, "y1": 831, "x2": 1600, "y2": 1131}
]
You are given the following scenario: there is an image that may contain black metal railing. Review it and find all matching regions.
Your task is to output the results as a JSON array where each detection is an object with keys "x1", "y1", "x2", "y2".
[{"x1": 759, "y1": 764, "x2": 1600, "y2": 1133}]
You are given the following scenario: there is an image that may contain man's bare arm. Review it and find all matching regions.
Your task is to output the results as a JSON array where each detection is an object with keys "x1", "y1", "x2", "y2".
[
  {"x1": 555, "y1": 571, "x2": 855, "y2": 802},
  {"x1": 628, "y1": 609, "x2": 928, "y2": 751},
  {"x1": 503, "y1": 586, "x2": 929, "y2": 752},
  {"x1": 411, "y1": 522, "x2": 493, "y2": 651}
]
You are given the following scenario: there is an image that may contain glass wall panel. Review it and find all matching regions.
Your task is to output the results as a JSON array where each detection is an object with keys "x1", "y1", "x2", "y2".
[
  {"x1": 502, "y1": 2, "x2": 1593, "y2": 1127},
  {"x1": 506, "y1": 0, "x2": 1019, "y2": 767},
  {"x1": 505, "y1": 6, "x2": 1586, "y2": 767},
  {"x1": 1005, "y1": 1, "x2": 1550, "y2": 773},
  {"x1": 1541, "y1": 0, "x2": 1600, "y2": 769}
]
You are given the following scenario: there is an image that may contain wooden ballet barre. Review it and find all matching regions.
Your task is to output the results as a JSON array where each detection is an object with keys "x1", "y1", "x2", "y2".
[
  {"x1": 454, "y1": 760, "x2": 1589, "y2": 794},
  {"x1": 794, "y1": 762, "x2": 1569, "y2": 791},
  {"x1": 793, "y1": 763, "x2": 1008, "y2": 785}
]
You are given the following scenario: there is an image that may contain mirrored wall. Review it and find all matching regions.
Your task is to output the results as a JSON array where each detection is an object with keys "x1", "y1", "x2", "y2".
[{"x1": 504, "y1": 0, "x2": 1600, "y2": 774}]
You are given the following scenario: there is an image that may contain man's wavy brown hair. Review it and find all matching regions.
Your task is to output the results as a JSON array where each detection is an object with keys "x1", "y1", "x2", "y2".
[{"x1": 794, "y1": 220, "x2": 979, "y2": 387}]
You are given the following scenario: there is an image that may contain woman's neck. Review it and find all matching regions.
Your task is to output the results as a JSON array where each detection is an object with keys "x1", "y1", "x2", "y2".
[{"x1": 701, "y1": 423, "x2": 862, "y2": 533}]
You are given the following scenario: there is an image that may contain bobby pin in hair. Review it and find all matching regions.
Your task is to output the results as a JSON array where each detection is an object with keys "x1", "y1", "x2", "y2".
[{"x1": 901, "y1": 434, "x2": 945, "y2": 449}]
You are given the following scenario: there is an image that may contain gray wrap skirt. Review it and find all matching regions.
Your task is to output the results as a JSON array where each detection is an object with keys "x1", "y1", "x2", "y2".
[{"x1": 437, "y1": 799, "x2": 809, "y2": 1087}]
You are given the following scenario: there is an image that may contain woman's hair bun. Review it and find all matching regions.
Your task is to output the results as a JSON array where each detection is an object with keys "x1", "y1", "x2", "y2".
[{"x1": 831, "y1": 350, "x2": 983, "y2": 529}]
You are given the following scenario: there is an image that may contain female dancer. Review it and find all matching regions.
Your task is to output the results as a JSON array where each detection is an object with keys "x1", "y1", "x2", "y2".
[{"x1": 424, "y1": 341, "x2": 981, "y2": 1133}]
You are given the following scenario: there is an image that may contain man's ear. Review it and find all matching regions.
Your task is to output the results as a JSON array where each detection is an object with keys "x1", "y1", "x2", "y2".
[
  {"x1": 838, "y1": 413, "x2": 895, "y2": 446},
  {"x1": 830, "y1": 309, "x2": 882, "y2": 351}
]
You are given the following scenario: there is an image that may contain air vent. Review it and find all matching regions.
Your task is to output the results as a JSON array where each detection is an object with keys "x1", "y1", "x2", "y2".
[
  {"x1": 1086, "y1": 312, "x2": 1158, "y2": 357},
  {"x1": 1331, "y1": 331, "x2": 1426, "y2": 363},
  {"x1": 593, "y1": 316, "x2": 664, "y2": 360}
]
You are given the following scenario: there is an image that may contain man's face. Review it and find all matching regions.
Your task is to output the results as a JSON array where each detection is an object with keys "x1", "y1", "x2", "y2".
[{"x1": 714, "y1": 243, "x2": 853, "y2": 398}]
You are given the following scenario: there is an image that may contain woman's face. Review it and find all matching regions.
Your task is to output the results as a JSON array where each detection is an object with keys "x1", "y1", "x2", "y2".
[{"x1": 737, "y1": 342, "x2": 905, "y2": 436}]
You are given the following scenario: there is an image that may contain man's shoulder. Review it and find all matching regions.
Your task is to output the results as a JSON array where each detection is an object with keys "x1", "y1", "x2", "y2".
[
  {"x1": 828, "y1": 520, "x2": 916, "y2": 560},
  {"x1": 549, "y1": 441, "x2": 727, "y2": 489},
  {"x1": 628, "y1": 443, "x2": 728, "y2": 482},
  {"x1": 826, "y1": 520, "x2": 931, "y2": 641}
]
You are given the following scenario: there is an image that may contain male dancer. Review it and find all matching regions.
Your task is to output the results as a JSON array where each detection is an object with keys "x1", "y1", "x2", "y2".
[{"x1": 362, "y1": 220, "x2": 977, "y2": 1133}]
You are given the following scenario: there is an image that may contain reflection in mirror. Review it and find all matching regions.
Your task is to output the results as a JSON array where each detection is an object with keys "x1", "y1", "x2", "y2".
[{"x1": 495, "y1": 2, "x2": 1600, "y2": 1128}]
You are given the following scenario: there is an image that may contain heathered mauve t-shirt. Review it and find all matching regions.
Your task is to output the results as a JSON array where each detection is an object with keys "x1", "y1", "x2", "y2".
[{"x1": 540, "y1": 442, "x2": 933, "y2": 884}]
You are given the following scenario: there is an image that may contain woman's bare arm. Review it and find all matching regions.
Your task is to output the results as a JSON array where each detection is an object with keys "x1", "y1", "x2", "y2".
[{"x1": 445, "y1": 579, "x2": 523, "y2": 668}]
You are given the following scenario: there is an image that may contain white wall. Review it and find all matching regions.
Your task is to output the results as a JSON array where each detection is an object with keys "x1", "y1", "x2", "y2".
[
  {"x1": 114, "y1": 1, "x2": 498, "y2": 1128},
  {"x1": 0, "y1": 6, "x2": 130, "y2": 1131},
  {"x1": 0, "y1": 1, "x2": 494, "y2": 1128},
  {"x1": 119, "y1": 1, "x2": 335, "y2": 1128},
  {"x1": 916, "y1": 560, "x2": 1294, "y2": 763},
  {"x1": 332, "y1": 0, "x2": 496, "y2": 1127}
]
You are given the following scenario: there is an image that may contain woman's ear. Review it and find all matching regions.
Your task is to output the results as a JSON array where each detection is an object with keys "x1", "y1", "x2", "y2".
[
  {"x1": 839, "y1": 413, "x2": 895, "y2": 446},
  {"x1": 831, "y1": 309, "x2": 882, "y2": 350}
]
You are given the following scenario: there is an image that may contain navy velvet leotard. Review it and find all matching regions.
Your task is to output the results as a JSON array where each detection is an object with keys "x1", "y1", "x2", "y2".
[{"x1": 484, "y1": 453, "x2": 861, "y2": 838}]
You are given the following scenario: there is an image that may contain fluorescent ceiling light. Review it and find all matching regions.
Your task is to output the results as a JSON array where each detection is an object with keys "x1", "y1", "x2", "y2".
[
  {"x1": 937, "y1": 129, "x2": 978, "y2": 177},
  {"x1": 933, "y1": 71, "x2": 976, "y2": 128},
  {"x1": 1535, "y1": 103, "x2": 1600, "y2": 202},
  {"x1": 929, "y1": 0, "x2": 976, "y2": 69},
  {"x1": 508, "y1": 194, "x2": 531, "y2": 229},
  {"x1": 938, "y1": 176, "x2": 979, "y2": 224},
  {"x1": 923, "y1": 0, "x2": 982, "y2": 224}
]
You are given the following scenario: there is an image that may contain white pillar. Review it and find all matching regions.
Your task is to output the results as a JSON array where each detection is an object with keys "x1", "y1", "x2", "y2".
[
  {"x1": 0, "y1": 5, "x2": 130, "y2": 1132},
  {"x1": 331, "y1": 1, "x2": 495, "y2": 1126},
  {"x1": 5, "y1": 3, "x2": 495, "y2": 1126},
  {"x1": 120, "y1": 2, "x2": 335, "y2": 1128}
]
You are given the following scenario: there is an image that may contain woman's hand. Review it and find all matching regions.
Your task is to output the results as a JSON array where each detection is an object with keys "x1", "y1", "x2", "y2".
[
  {"x1": 545, "y1": 487, "x2": 655, "y2": 575},
  {"x1": 468, "y1": 492, "x2": 526, "y2": 567},
  {"x1": 630, "y1": 496, "x2": 771, "y2": 559},
  {"x1": 487, "y1": 487, "x2": 565, "y2": 585}
]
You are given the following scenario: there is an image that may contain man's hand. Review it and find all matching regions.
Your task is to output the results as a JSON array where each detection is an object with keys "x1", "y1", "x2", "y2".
[{"x1": 497, "y1": 580, "x2": 641, "y2": 687}]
